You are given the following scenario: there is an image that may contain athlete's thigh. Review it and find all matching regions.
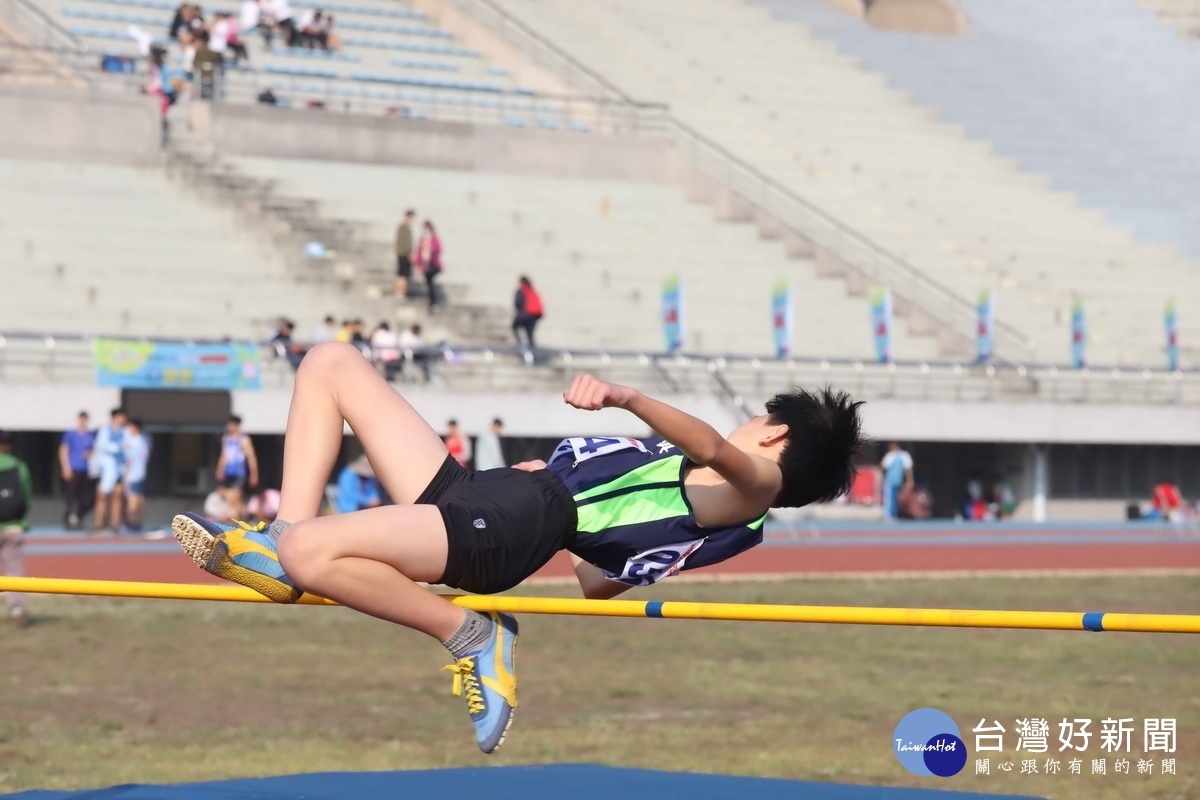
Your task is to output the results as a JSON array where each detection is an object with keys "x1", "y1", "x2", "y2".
[
  {"x1": 281, "y1": 504, "x2": 449, "y2": 583},
  {"x1": 320, "y1": 342, "x2": 448, "y2": 504}
]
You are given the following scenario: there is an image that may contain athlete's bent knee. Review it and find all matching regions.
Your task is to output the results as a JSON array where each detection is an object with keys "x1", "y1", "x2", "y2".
[
  {"x1": 297, "y1": 341, "x2": 362, "y2": 381},
  {"x1": 277, "y1": 523, "x2": 333, "y2": 594}
]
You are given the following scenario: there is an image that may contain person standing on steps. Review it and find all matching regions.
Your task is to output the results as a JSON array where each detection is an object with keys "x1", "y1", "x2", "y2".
[
  {"x1": 511, "y1": 276, "x2": 544, "y2": 351},
  {"x1": 395, "y1": 209, "x2": 415, "y2": 300},
  {"x1": 415, "y1": 220, "x2": 444, "y2": 313}
]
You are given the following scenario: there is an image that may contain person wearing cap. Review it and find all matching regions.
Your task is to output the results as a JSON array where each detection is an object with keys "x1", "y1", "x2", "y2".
[
  {"x1": 0, "y1": 430, "x2": 33, "y2": 628},
  {"x1": 335, "y1": 454, "x2": 381, "y2": 514}
]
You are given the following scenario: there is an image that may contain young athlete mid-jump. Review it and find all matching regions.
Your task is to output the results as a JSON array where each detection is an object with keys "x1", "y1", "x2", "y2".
[{"x1": 173, "y1": 342, "x2": 865, "y2": 754}]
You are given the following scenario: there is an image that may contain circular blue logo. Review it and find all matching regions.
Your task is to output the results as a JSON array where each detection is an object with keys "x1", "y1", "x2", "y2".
[{"x1": 893, "y1": 708, "x2": 967, "y2": 777}]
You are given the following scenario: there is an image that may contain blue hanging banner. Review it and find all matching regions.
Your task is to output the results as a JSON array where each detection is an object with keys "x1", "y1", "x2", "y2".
[
  {"x1": 976, "y1": 289, "x2": 995, "y2": 364},
  {"x1": 870, "y1": 286, "x2": 892, "y2": 364},
  {"x1": 93, "y1": 339, "x2": 263, "y2": 390},
  {"x1": 1165, "y1": 300, "x2": 1179, "y2": 372},
  {"x1": 662, "y1": 274, "x2": 685, "y2": 355},
  {"x1": 771, "y1": 280, "x2": 793, "y2": 358},
  {"x1": 1070, "y1": 296, "x2": 1087, "y2": 370}
]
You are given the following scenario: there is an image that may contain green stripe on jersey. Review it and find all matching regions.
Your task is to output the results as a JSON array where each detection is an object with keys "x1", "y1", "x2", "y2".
[
  {"x1": 572, "y1": 455, "x2": 684, "y2": 504},
  {"x1": 576, "y1": 487, "x2": 690, "y2": 534}
]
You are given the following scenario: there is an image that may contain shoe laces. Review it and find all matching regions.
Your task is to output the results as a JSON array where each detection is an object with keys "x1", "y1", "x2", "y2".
[
  {"x1": 443, "y1": 657, "x2": 486, "y2": 715},
  {"x1": 231, "y1": 518, "x2": 268, "y2": 532}
]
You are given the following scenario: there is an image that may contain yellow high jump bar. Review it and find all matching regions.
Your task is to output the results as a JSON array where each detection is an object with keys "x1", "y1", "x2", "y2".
[{"x1": 3, "y1": 576, "x2": 1199, "y2": 633}]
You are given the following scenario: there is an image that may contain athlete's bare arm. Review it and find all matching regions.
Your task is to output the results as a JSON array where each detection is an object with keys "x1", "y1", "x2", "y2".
[{"x1": 563, "y1": 374, "x2": 781, "y2": 506}]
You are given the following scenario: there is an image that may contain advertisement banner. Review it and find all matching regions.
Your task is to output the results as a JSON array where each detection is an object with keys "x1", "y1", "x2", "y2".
[
  {"x1": 1165, "y1": 301, "x2": 1179, "y2": 372},
  {"x1": 662, "y1": 274, "x2": 685, "y2": 355},
  {"x1": 977, "y1": 289, "x2": 995, "y2": 364},
  {"x1": 93, "y1": 339, "x2": 263, "y2": 390},
  {"x1": 771, "y1": 280, "x2": 793, "y2": 358},
  {"x1": 870, "y1": 286, "x2": 893, "y2": 364},
  {"x1": 1070, "y1": 296, "x2": 1087, "y2": 370}
]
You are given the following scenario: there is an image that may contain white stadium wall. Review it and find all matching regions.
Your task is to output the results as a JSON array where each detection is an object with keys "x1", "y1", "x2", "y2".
[{"x1": 4, "y1": 382, "x2": 1200, "y2": 445}]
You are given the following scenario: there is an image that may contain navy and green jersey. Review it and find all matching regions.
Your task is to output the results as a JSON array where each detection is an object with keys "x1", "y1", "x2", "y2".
[{"x1": 546, "y1": 437, "x2": 767, "y2": 587}]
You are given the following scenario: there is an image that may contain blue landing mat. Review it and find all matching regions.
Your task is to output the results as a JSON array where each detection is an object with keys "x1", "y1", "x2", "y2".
[{"x1": 2, "y1": 764, "x2": 1045, "y2": 800}]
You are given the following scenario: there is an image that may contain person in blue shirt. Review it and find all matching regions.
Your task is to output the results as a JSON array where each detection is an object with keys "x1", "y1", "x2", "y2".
[
  {"x1": 122, "y1": 419, "x2": 152, "y2": 533},
  {"x1": 335, "y1": 455, "x2": 381, "y2": 514},
  {"x1": 216, "y1": 416, "x2": 259, "y2": 491},
  {"x1": 58, "y1": 411, "x2": 96, "y2": 530},
  {"x1": 92, "y1": 408, "x2": 127, "y2": 535},
  {"x1": 172, "y1": 342, "x2": 865, "y2": 755},
  {"x1": 879, "y1": 442, "x2": 914, "y2": 521}
]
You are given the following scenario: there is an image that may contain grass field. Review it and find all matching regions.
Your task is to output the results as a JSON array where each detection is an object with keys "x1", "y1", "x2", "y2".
[{"x1": 0, "y1": 575, "x2": 1197, "y2": 799}]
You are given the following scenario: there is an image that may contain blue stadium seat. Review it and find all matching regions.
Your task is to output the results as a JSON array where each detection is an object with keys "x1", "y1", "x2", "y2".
[
  {"x1": 270, "y1": 47, "x2": 360, "y2": 62},
  {"x1": 336, "y1": 20, "x2": 455, "y2": 38},
  {"x1": 390, "y1": 59, "x2": 460, "y2": 72},
  {"x1": 342, "y1": 38, "x2": 479, "y2": 57}
]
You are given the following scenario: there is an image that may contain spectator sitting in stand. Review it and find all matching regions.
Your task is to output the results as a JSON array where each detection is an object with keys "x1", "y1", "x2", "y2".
[
  {"x1": 211, "y1": 12, "x2": 251, "y2": 68},
  {"x1": 265, "y1": 0, "x2": 297, "y2": 47},
  {"x1": 297, "y1": 9, "x2": 329, "y2": 50},
  {"x1": 370, "y1": 322, "x2": 401, "y2": 379},
  {"x1": 399, "y1": 323, "x2": 431, "y2": 382},
  {"x1": 313, "y1": 315, "x2": 337, "y2": 345},
  {"x1": 270, "y1": 318, "x2": 305, "y2": 370},
  {"x1": 349, "y1": 319, "x2": 368, "y2": 353}
]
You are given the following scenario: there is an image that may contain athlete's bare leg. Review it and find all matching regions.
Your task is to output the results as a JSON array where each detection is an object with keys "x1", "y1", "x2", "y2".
[{"x1": 271, "y1": 342, "x2": 465, "y2": 639}]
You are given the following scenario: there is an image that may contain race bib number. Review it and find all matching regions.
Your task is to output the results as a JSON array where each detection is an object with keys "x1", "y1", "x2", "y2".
[
  {"x1": 549, "y1": 437, "x2": 649, "y2": 465},
  {"x1": 604, "y1": 539, "x2": 706, "y2": 587}
]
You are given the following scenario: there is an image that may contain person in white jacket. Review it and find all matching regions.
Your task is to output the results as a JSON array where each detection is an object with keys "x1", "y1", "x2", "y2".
[{"x1": 474, "y1": 419, "x2": 506, "y2": 471}]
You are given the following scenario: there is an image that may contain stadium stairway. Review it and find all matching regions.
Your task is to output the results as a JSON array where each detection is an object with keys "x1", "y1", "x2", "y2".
[
  {"x1": 483, "y1": 0, "x2": 1200, "y2": 366},
  {"x1": 162, "y1": 133, "x2": 515, "y2": 346}
]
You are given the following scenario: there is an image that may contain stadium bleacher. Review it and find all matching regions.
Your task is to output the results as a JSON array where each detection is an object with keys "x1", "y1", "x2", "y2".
[
  {"x1": 755, "y1": 0, "x2": 1200, "y2": 262},
  {"x1": 46, "y1": 0, "x2": 559, "y2": 118},
  {"x1": 491, "y1": 0, "x2": 1200, "y2": 367},
  {"x1": 0, "y1": 157, "x2": 376, "y2": 337},
  {"x1": 221, "y1": 155, "x2": 942, "y2": 358}
]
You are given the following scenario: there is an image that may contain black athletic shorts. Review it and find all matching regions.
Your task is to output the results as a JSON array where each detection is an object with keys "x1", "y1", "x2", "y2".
[
  {"x1": 396, "y1": 255, "x2": 413, "y2": 278},
  {"x1": 417, "y1": 455, "x2": 577, "y2": 595}
]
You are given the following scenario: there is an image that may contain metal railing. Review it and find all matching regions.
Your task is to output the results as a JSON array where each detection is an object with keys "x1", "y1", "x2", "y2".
[
  {"x1": 2, "y1": 332, "x2": 1197, "y2": 405},
  {"x1": 440, "y1": 0, "x2": 1039, "y2": 365}
]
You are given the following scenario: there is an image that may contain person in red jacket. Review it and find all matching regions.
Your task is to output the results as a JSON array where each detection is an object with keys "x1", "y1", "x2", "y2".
[
  {"x1": 512, "y1": 275, "x2": 544, "y2": 350},
  {"x1": 444, "y1": 420, "x2": 470, "y2": 469}
]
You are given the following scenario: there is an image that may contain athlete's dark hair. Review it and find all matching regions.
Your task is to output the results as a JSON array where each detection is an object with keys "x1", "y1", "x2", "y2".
[{"x1": 765, "y1": 387, "x2": 866, "y2": 508}]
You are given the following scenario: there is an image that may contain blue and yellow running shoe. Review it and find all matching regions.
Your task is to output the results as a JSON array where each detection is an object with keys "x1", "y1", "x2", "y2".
[
  {"x1": 172, "y1": 513, "x2": 302, "y2": 604},
  {"x1": 442, "y1": 612, "x2": 519, "y2": 754}
]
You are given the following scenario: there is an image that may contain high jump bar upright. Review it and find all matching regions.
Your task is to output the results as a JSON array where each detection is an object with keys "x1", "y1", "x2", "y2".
[{"x1": 1, "y1": 577, "x2": 1198, "y2": 633}]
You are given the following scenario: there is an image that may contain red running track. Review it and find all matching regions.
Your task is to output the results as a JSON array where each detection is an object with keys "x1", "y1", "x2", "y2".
[{"x1": 23, "y1": 538, "x2": 1200, "y2": 586}]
